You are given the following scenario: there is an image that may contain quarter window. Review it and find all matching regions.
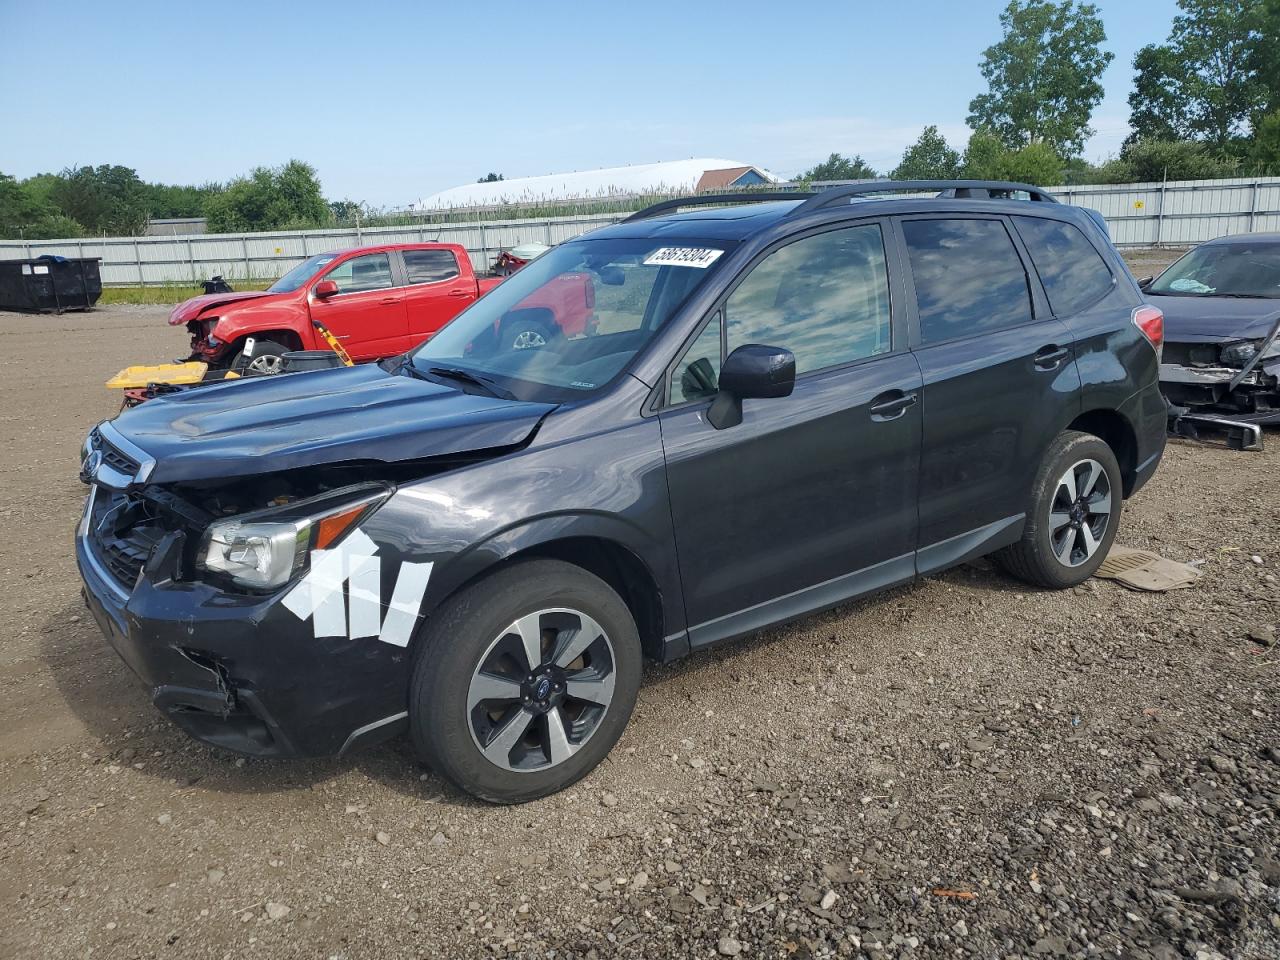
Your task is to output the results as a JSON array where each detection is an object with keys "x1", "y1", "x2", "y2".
[
  {"x1": 902, "y1": 218, "x2": 1033, "y2": 344},
  {"x1": 324, "y1": 252, "x2": 394, "y2": 293},
  {"x1": 669, "y1": 314, "x2": 723, "y2": 405},
  {"x1": 1012, "y1": 216, "x2": 1114, "y2": 316},
  {"x1": 404, "y1": 249, "x2": 461, "y2": 284},
  {"x1": 724, "y1": 224, "x2": 891, "y2": 375}
]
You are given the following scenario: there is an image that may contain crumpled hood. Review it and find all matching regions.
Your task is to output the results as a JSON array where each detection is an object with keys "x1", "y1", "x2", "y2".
[
  {"x1": 168, "y1": 291, "x2": 280, "y2": 325},
  {"x1": 110, "y1": 363, "x2": 555, "y2": 483},
  {"x1": 1153, "y1": 294, "x2": 1280, "y2": 343}
]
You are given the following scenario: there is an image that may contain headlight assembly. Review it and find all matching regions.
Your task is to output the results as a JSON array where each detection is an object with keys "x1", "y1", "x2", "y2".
[
  {"x1": 196, "y1": 484, "x2": 390, "y2": 590},
  {"x1": 1221, "y1": 336, "x2": 1280, "y2": 368}
]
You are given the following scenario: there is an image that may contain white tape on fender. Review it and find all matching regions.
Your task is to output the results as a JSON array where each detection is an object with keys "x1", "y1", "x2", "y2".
[
  {"x1": 378, "y1": 562, "x2": 434, "y2": 648},
  {"x1": 346, "y1": 552, "x2": 382, "y2": 639},
  {"x1": 281, "y1": 527, "x2": 433, "y2": 646}
]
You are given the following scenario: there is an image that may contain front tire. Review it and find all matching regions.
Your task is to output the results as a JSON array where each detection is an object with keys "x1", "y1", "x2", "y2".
[
  {"x1": 410, "y1": 559, "x2": 641, "y2": 803},
  {"x1": 996, "y1": 430, "x2": 1123, "y2": 589},
  {"x1": 231, "y1": 338, "x2": 289, "y2": 375}
]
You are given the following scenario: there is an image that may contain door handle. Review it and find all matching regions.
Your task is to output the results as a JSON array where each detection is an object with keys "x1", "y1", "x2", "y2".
[
  {"x1": 869, "y1": 390, "x2": 918, "y2": 421},
  {"x1": 447, "y1": 289, "x2": 472, "y2": 298},
  {"x1": 380, "y1": 296, "x2": 401, "y2": 304},
  {"x1": 1033, "y1": 344, "x2": 1070, "y2": 370}
]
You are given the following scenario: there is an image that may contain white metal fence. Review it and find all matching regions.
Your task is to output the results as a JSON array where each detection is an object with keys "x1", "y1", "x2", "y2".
[
  {"x1": 1051, "y1": 176, "x2": 1280, "y2": 246},
  {"x1": 0, "y1": 213, "x2": 629, "y2": 287},
  {"x1": 3, "y1": 177, "x2": 1279, "y2": 286}
]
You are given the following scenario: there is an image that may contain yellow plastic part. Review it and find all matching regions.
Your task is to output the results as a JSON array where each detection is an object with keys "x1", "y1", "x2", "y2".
[{"x1": 106, "y1": 361, "x2": 209, "y2": 389}]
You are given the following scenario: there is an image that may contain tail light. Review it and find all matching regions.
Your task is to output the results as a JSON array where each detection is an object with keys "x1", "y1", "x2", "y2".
[{"x1": 1132, "y1": 305, "x2": 1163, "y2": 361}]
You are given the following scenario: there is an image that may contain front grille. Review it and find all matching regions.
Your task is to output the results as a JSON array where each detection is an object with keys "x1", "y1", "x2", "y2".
[
  {"x1": 100, "y1": 443, "x2": 139, "y2": 477},
  {"x1": 86, "y1": 489, "x2": 164, "y2": 591}
]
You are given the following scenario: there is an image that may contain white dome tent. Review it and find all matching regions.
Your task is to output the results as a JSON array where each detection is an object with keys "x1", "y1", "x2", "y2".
[{"x1": 413, "y1": 158, "x2": 780, "y2": 211}]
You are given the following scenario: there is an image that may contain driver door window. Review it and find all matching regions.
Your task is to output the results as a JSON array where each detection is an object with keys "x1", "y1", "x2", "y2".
[
  {"x1": 324, "y1": 252, "x2": 394, "y2": 293},
  {"x1": 725, "y1": 224, "x2": 891, "y2": 373}
]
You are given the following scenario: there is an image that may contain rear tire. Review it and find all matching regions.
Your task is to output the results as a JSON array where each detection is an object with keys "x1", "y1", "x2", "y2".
[
  {"x1": 410, "y1": 559, "x2": 641, "y2": 804},
  {"x1": 996, "y1": 430, "x2": 1123, "y2": 589}
]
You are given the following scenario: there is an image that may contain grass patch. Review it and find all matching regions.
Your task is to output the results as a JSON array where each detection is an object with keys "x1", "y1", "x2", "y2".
[{"x1": 99, "y1": 280, "x2": 272, "y2": 305}]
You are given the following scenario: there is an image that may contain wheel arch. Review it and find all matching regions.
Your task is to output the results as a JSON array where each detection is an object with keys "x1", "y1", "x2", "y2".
[
  {"x1": 412, "y1": 520, "x2": 674, "y2": 664},
  {"x1": 1067, "y1": 408, "x2": 1139, "y2": 497}
]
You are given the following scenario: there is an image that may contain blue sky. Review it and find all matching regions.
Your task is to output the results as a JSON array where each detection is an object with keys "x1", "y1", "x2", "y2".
[{"x1": 0, "y1": 0, "x2": 1181, "y2": 208}]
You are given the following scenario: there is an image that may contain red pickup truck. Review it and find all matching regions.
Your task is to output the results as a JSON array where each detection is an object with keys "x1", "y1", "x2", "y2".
[{"x1": 169, "y1": 242, "x2": 595, "y2": 373}]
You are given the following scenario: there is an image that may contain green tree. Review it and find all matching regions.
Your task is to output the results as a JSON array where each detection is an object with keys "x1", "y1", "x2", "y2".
[
  {"x1": 1251, "y1": 0, "x2": 1280, "y2": 114},
  {"x1": 960, "y1": 130, "x2": 1009, "y2": 178},
  {"x1": 49, "y1": 164, "x2": 151, "y2": 234},
  {"x1": 993, "y1": 143, "x2": 1066, "y2": 185},
  {"x1": 476, "y1": 172, "x2": 504, "y2": 183},
  {"x1": 1128, "y1": 0, "x2": 1266, "y2": 145},
  {"x1": 967, "y1": 0, "x2": 1113, "y2": 156},
  {"x1": 891, "y1": 126, "x2": 962, "y2": 179},
  {"x1": 1247, "y1": 109, "x2": 1280, "y2": 171},
  {"x1": 146, "y1": 181, "x2": 221, "y2": 219},
  {"x1": 799, "y1": 153, "x2": 878, "y2": 181},
  {"x1": 204, "y1": 160, "x2": 329, "y2": 232},
  {"x1": 1093, "y1": 139, "x2": 1240, "y2": 182},
  {"x1": 0, "y1": 172, "x2": 85, "y2": 239}
]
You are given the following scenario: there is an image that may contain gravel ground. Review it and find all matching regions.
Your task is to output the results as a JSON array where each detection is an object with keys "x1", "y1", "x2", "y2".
[{"x1": 1, "y1": 256, "x2": 1277, "y2": 959}]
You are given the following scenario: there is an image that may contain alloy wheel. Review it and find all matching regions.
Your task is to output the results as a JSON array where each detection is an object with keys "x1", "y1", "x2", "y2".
[
  {"x1": 247, "y1": 354, "x2": 285, "y2": 375},
  {"x1": 466, "y1": 608, "x2": 616, "y2": 772},
  {"x1": 511, "y1": 329, "x2": 547, "y2": 350},
  {"x1": 1048, "y1": 458, "x2": 1112, "y2": 567}
]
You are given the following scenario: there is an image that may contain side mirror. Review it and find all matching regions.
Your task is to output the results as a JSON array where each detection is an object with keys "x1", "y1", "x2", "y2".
[
  {"x1": 707, "y1": 344, "x2": 795, "y2": 430},
  {"x1": 1137, "y1": 276, "x2": 1153, "y2": 291},
  {"x1": 314, "y1": 279, "x2": 339, "y2": 299}
]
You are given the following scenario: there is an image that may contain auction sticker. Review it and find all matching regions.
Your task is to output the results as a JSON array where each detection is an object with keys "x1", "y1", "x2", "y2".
[{"x1": 644, "y1": 247, "x2": 724, "y2": 269}]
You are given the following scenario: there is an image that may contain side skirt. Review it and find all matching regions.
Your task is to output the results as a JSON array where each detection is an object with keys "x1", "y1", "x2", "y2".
[{"x1": 685, "y1": 553, "x2": 917, "y2": 653}]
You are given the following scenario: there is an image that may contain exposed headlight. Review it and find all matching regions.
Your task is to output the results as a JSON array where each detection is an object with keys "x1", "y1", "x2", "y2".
[
  {"x1": 1222, "y1": 337, "x2": 1280, "y2": 368},
  {"x1": 1220, "y1": 341, "x2": 1258, "y2": 367},
  {"x1": 200, "y1": 518, "x2": 310, "y2": 589},
  {"x1": 196, "y1": 484, "x2": 389, "y2": 590}
]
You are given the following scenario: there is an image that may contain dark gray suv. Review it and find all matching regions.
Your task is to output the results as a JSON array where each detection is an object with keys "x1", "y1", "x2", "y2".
[{"x1": 76, "y1": 180, "x2": 1167, "y2": 802}]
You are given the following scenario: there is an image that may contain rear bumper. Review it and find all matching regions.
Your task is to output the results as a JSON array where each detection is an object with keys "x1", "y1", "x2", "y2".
[{"x1": 75, "y1": 502, "x2": 410, "y2": 759}]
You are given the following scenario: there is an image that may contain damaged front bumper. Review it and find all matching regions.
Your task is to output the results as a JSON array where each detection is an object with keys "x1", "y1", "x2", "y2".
[
  {"x1": 75, "y1": 485, "x2": 410, "y2": 759},
  {"x1": 1159, "y1": 360, "x2": 1280, "y2": 425}
]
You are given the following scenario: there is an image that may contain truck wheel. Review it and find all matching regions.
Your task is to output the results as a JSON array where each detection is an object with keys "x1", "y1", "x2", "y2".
[
  {"x1": 500, "y1": 309, "x2": 557, "y2": 351},
  {"x1": 232, "y1": 339, "x2": 288, "y2": 375},
  {"x1": 410, "y1": 559, "x2": 641, "y2": 804},
  {"x1": 995, "y1": 430, "x2": 1123, "y2": 589}
]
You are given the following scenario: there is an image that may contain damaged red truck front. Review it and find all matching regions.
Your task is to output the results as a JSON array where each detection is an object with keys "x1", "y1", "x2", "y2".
[{"x1": 168, "y1": 242, "x2": 596, "y2": 374}]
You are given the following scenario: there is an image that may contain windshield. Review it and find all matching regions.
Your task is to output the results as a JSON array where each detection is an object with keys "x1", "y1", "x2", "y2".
[
  {"x1": 268, "y1": 253, "x2": 338, "y2": 293},
  {"x1": 1148, "y1": 242, "x2": 1280, "y2": 298},
  {"x1": 410, "y1": 238, "x2": 732, "y2": 401}
]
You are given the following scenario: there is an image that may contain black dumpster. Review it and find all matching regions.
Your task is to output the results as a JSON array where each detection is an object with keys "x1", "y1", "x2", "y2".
[{"x1": 0, "y1": 256, "x2": 102, "y2": 313}]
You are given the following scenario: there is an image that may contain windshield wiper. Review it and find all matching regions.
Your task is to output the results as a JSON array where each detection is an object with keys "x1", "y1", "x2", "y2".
[
  {"x1": 424, "y1": 366, "x2": 515, "y2": 399},
  {"x1": 1214, "y1": 293, "x2": 1274, "y2": 299}
]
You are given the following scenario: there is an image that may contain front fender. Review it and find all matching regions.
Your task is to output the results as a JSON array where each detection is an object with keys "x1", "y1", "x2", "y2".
[
  {"x1": 357, "y1": 412, "x2": 687, "y2": 657},
  {"x1": 212, "y1": 301, "x2": 315, "y2": 349}
]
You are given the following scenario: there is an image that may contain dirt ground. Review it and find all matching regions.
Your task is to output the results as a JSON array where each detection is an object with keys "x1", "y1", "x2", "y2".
[{"x1": 1, "y1": 260, "x2": 1277, "y2": 959}]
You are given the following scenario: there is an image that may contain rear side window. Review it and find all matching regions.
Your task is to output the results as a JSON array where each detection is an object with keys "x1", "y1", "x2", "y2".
[
  {"x1": 403, "y1": 249, "x2": 461, "y2": 284},
  {"x1": 1013, "y1": 216, "x2": 1114, "y2": 316},
  {"x1": 902, "y1": 218, "x2": 1033, "y2": 344},
  {"x1": 725, "y1": 223, "x2": 891, "y2": 375}
]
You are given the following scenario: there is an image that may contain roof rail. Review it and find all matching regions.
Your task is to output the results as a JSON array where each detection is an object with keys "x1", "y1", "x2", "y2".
[
  {"x1": 788, "y1": 179, "x2": 1058, "y2": 217},
  {"x1": 622, "y1": 192, "x2": 816, "y2": 223}
]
